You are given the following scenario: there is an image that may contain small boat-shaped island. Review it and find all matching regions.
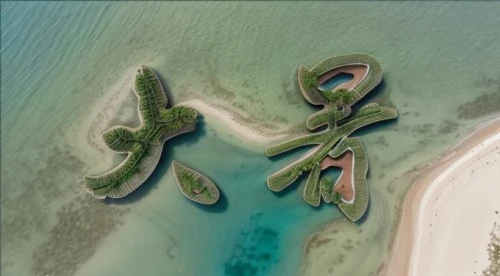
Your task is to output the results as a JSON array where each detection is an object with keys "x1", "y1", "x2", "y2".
[{"x1": 172, "y1": 161, "x2": 220, "y2": 205}]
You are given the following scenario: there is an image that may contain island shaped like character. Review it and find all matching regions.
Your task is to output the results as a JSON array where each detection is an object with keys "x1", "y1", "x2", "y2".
[
  {"x1": 265, "y1": 53, "x2": 398, "y2": 221},
  {"x1": 84, "y1": 66, "x2": 198, "y2": 199},
  {"x1": 172, "y1": 161, "x2": 220, "y2": 205}
]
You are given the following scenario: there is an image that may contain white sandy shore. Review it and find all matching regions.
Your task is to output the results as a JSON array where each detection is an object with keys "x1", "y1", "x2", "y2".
[
  {"x1": 385, "y1": 119, "x2": 500, "y2": 276},
  {"x1": 179, "y1": 99, "x2": 286, "y2": 145}
]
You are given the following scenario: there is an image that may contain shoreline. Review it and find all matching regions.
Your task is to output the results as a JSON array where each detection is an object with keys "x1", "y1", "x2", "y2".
[
  {"x1": 66, "y1": 64, "x2": 141, "y2": 174},
  {"x1": 179, "y1": 99, "x2": 287, "y2": 145},
  {"x1": 384, "y1": 117, "x2": 500, "y2": 275},
  {"x1": 72, "y1": 67, "x2": 289, "y2": 174}
]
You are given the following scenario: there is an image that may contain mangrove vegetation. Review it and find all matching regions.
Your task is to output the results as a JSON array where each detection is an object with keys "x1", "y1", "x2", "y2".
[
  {"x1": 84, "y1": 66, "x2": 198, "y2": 199},
  {"x1": 265, "y1": 54, "x2": 397, "y2": 221}
]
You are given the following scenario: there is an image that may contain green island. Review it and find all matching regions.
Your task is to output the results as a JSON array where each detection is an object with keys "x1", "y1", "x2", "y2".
[
  {"x1": 84, "y1": 66, "x2": 198, "y2": 199},
  {"x1": 171, "y1": 161, "x2": 220, "y2": 205},
  {"x1": 265, "y1": 53, "x2": 397, "y2": 221}
]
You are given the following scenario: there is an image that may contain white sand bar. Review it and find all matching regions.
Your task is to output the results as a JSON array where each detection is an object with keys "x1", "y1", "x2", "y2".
[
  {"x1": 179, "y1": 99, "x2": 286, "y2": 145},
  {"x1": 386, "y1": 119, "x2": 500, "y2": 276}
]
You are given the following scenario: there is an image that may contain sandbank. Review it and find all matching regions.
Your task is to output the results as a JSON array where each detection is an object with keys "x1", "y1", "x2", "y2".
[
  {"x1": 385, "y1": 118, "x2": 500, "y2": 275},
  {"x1": 66, "y1": 64, "x2": 141, "y2": 173},
  {"x1": 71, "y1": 66, "x2": 286, "y2": 171},
  {"x1": 179, "y1": 99, "x2": 286, "y2": 145}
]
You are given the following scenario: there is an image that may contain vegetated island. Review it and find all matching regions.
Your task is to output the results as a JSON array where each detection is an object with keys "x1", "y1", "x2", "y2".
[
  {"x1": 84, "y1": 66, "x2": 198, "y2": 199},
  {"x1": 172, "y1": 161, "x2": 220, "y2": 205},
  {"x1": 265, "y1": 53, "x2": 398, "y2": 221}
]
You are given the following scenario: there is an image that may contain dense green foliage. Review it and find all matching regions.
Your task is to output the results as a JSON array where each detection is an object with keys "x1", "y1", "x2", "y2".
[
  {"x1": 306, "y1": 109, "x2": 332, "y2": 130},
  {"x1": 299, "y1": 54, "x2": 381, "y2": 132},
  {"x1": 331, "y1": 192, "x2": 342, "y2": 205},
  {"x1": 84, "y1": 66, "x2": 198, "y2": 199},
  {"x1": 298, "y1": 66, "x2": 329, "y2": 106},
  {"x1": 266, "y1": 54, "x2": 397, "y2": 221},
  {"x1": 320, "y1": 176, "x2": 333, "y2": 203},
  {"x1": 266, "y1": 102, "x2": 396, "y2": 211},
  {"x1": 302, "y1": 70, "x2": 319, "y2": 89},
  {"x1": 301, "y1": 53, "x2": 383, "y2": 106},
  {"x1": 265, "y1": 131, "x2": 327, "y2": 157},
  {"x1": 330, "y1": 137, "x2": 369, "y2": 221},
  {"x1": 483, "y1": 222, "x2": 500, "y2": 276},
  {"x1": 172, "y1": 161, "x2": 219, "y2": 204},
  {"x1": 303, "y1": 163, "x2": 322, "y2": 206},
  {"x1": 320, "y1": 89, "x2": 354, "y2": 105}
]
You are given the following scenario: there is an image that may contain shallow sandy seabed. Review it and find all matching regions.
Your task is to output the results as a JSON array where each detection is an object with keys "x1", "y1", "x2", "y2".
[
  {"x1": 179, "y1": 99, "x2": 287, "y2": 145},
  {"x1": 65, "y1": 66, "x2": 500, "y2": 276}
]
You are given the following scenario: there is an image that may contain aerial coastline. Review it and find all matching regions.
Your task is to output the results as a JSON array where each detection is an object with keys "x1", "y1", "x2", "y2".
[
  {"x1": 69, "y1": 62, "x2": 499, "y2": 276},
  {"x1": 75, "y1": 66, "x2": 287, "y2": 165},
  {"x1": 385, "y1": 118, "x2": 500, "y2": 275},
  {"x1": 180, "y1": 99, "x2": 287, "y2": 145},
  {"x1": 4, "y1": 2, "x2": 500, "y2": 276}
]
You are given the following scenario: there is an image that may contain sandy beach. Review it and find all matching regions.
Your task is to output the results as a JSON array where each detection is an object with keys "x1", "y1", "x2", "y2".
[
  {"x1": 71, "y1": 67, "x2": 287, "y2": 173},
  {"x1": 385, "y1": 118, "x2": 500, "y2": 276},
  {"x1": 179, "y1": 99, "x2": 286, "y2": 145}
]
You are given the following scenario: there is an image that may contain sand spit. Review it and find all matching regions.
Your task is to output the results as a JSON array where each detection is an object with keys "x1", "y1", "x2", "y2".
[
  {"x1": 69, "y1": 66, "x2": 287, "y2": 174},
  {"x1": 179, "y1": 99, "x2": 287, "y2": 145},
  {"x1": 66, "y1": 64, "x2": 141, "y2": 173},
  {"x1": 385, "y1": 118, "x2": 500, "y2": 276}
]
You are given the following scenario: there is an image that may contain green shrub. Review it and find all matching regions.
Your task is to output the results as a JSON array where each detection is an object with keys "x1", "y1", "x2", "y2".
[
  {"x1": 172, "y1": 161, "x2": 219, "y2": 204},
  {"x1": 303, "y1": 164, "x2": 322, "y2": 206},
  {"x1": 85, "y1": 66, "x2": 198, "y2": 199}
]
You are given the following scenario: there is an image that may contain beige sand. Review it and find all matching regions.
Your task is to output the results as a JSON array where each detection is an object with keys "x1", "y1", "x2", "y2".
[
  {"x1": 179, "y1": 99, "x2": 286, "y2": 145},
  {"x1": 318, "y1": 65, "x2": 368, "y2": 92},
  {"x1": 66, "y1": 64, "x2": 142, "y2": 174},
  {"x1": 69, "y1": 67, "x2": 286, "y2": 174},
  {"x1": 321, "y1": 153, "x2": 354, "y2": 201},
  {"x1": 385, "y1": 119, "x2": 500, "y2": 276}
]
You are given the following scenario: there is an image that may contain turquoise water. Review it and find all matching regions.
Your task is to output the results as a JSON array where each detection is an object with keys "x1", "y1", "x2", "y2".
[
  {"x1": 72, "y1": 121, "x2": 340, "y2": 276},
  {"x1": 320, "y1": 73, "x2": 354, "y2": 91},
  {"x1": 2, "y1": 2, "x2": 500, "y2": 276}
]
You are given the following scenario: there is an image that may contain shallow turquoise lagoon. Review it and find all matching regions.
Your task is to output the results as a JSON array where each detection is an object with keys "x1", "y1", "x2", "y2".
[
  {"x1": 74, "y1": 118, "x2": 340, "y2": 276},
  {"x1": 320, "y1": 73, "x2": 354, "y2": 91}
]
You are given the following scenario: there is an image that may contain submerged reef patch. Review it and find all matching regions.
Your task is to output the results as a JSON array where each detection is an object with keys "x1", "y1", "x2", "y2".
[
  {"x1": 31, "y1": 195, "x2": 126, "y2": 276},
  {"x1": 223, "y1": 213, "x2": 280, "y2": 276},
  {"x1": 458, "y1": 91, "x2": 500, "y2": 120},
  {"x1": 458, "y1": 75, "x2": 500, "y2": 120}
]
